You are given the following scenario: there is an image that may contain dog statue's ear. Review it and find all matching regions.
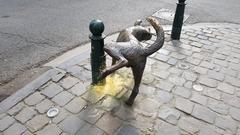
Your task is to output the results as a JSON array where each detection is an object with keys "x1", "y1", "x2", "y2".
[{"x1": 134, "y1": 19, "x2": 142, "y2": 26}]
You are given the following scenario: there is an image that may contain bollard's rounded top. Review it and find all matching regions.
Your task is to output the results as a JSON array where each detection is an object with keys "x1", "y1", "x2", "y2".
[
  {"x1": 89, "y1": 19, "x2": 105, "y2": 35},
  {"x1": 178, "y1": 0, "x2": 186, "y2": 3}
]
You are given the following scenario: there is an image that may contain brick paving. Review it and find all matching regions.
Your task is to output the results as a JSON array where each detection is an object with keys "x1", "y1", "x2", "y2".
[{"x1": 1, "y1": 23, "x2": 240, "y2": 135}]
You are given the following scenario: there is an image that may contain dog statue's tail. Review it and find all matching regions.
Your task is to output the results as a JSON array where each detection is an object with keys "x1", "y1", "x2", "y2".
[{"x1": 142, "y1": 17, "x2": 165, "y2": 56}]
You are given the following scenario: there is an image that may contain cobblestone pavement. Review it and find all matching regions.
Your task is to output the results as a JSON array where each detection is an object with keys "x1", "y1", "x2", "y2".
[{"x1": 1, "y1": 23, "x2": 240, "y2": 135}]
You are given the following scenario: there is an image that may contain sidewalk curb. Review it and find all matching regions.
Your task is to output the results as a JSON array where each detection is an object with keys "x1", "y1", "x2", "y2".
[{"x1": 0, "y1": 68, "x2": 60, "y2": 113}]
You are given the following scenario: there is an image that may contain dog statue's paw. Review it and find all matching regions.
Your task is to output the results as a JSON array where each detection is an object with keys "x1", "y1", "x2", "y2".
[
  {"x1": 125, "y1": 99, "x2": 134, "y2": 106},
  {"x1": 99, "y1": 69, "x2": 110, "y2": 80}
]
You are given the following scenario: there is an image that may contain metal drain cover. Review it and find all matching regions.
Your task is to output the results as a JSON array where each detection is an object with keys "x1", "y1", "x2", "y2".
[
  {"x1": 152, "y1": 8, "x2": 189, "y2": 22},
  {"x1": 47, "y1": 107, "x2": 59, "y2": 118},
  {"x1": 193, "y1": 85, "x2": 203, "y2": 91}
]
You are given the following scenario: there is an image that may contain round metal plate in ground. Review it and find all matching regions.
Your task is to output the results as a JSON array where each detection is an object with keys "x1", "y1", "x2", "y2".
[
  {"x1": 47, "y1": 107, "x2": 59, "y2": 118},
  {"x1": 193, "y1": 85, "x2": 203, "y2": 91}
]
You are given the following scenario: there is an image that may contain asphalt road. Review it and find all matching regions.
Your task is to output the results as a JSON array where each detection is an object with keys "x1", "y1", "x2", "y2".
[{"x1": 0, "y1": 0, "x2": 240, "y2": 84}]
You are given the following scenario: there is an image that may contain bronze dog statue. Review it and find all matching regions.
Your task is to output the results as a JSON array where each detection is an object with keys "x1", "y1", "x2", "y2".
[
  {"x1": 111, "y1": 19, "x2": 152, "y2": 65},
  {"x1": 100, "y1": 17, "x2": 165, "y2": 106}
]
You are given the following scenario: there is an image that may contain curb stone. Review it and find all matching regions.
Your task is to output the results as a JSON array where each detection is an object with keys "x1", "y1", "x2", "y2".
[{"x1": 0, "y1": 68, "x2": 61, "y2": 113}]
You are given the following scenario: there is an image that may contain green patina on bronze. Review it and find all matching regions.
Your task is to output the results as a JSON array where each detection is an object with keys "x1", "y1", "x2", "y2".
[
  {"x1": 171, "y1": 0, "x2": 186, "y2": 40},
  {"x1": 89, "y1": 19, "x2": 106, "y2": 85}
]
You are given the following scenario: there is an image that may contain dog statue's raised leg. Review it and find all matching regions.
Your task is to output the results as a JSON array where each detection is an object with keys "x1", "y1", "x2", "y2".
[{"x1": 100, "y1": 45, "x2": 128, "y2": 79}]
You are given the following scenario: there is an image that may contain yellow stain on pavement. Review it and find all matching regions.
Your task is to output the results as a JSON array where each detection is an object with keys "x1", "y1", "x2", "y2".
[{"x1": 91, "y1": 73, "x2": 133, "y2": 97}]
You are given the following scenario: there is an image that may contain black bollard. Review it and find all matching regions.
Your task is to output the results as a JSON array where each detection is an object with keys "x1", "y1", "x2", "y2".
[
  {"x1": 171, "y1": 0, "x2": 186, "y2": 40},
  {"x1": 89, "y1": 19, "x2": 106, "y2": 85}
]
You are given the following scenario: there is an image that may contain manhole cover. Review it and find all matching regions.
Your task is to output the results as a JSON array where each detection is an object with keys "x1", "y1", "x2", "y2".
[{"x1": 152, "y1": 8, "x2": 189, "y2": 22}]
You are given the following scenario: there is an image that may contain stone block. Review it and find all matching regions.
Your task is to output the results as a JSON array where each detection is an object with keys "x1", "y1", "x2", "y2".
[
  {"x1": 186, "y1": 32, "x2": 197, "y2": 37},
  {"x1": 52, "y1": 72, "x2": 65, "y2": 82},
  {"x1": 154, "y1": 71, "x2": 170, "y2": 79},
  {"x1": 24, "y1": 92, "x2": 45, "y2": 106},
  {"x1": 154, "y1": 120, "x2": 180, "y2": 135},
  {"x1": 199, "y1": 61, "x2": 214, "y2": 71},
  {"x1": 173, "y1": 86, "x2": 191, "y2": 98},
  {"x1": 213, "y1": 53, "x2": 227, "y2": 60},
  {"x1": 207, "y1": 98, "x2": 229, "y2": 115},
  {"x1": 192, "y1": 104, "x2": 216, "y2": 124},
  {"x1": 21, "y1": 130, "x2": 33, "y2": 135},
  {"x1": 36, "y1": 124, "x2": 62, "y2": 135},
  {"x1": 155, "y1": 53, "x2": 169, "y2": 62},
  {"x1": 182, "y1": 71, "x2": 197, "y2": 81},
  {"x1": 217, "y1": 82, "x2": 235, "y2": 94},
  {"x1": 41, "y1": 83, "x2": 63, "y2": 98},
  {"x1": 52, "y1": 91, "x2": 74, "y2": 106},
  {"x1": 69, "y1": 82, "x2": 87, "y2": 96},
  {"x1": 215, "y1": 116, "x2": 237, "y2": 133},
  {"x1": 155, "y1": 90, "x2": 173, "y2": 103},
  {"x1": 184, "y1": 81, "x2": 193, "y2": 89},
  {"x1": 221, "y1": 68, "x2": 237, "y2": 77},
  {"x1": 115, "y1": 125, "x2": 139, "y2": 135},
  {"x1": 170, "y1": 52, "x2": 186, "y2": 60},
  {"x1": 192, "y1": 53, "x2": 204, "y2": 60},
  {"x1": 225, "y1": 76, "x2": 240, "y2": 87},
  {"x1": 158, "y1": 49, "x2": 170, "y2": 55},
  {"x1": 169, "y1": 67, "x2": 183, "y2": 75},
  {"x1": 8, "y1": 102, "x2": 25, "y2": 115},
  {"x1": 36, "y1": 99, "x2": 54, "y2": 113},
  {"x1": 190, "y1": 93, "x2": 208, "y2": 105},
  {"x1": 3, "y1": 123, "x2": 26, "y2": 135},
  {"x1": 208, "y1": 70, "x2": 225, "y2": 81},
  {"x1": 198, "y1": 76, "x2": 218, "y2": 88},
  {"x1": 129, "y1": 114, "x2": 154, "y2": 133},
  {"x1": 178, "y1": 117, "x2": 200, "y2": 134},
  {"x1": 60, "y1": 76, "x2": 79, "y2": 89},
  {"x1": 64, "y1": 97, "x2": 87, "y2": 113},
  {"x1": 96, "y1": 113, "x2": 122, "y2": 135},
  {"x1": 26, "y1": 115, "x2": 50, "y2": 132},
  {"x1": 75, "y1": 123, "x2": 104, "y2": 135},
  {"x1": 175, "y1": 97, "x2": 194, "y2": 114},
  {"x1": 191, "y1": 42, "x2": 203, "y2": 48},
  {"x1": 135, "y1": 97, "x2": 161, "y2": 117},
  {"x1": 214, "y1": 59, "x2": 229, "y2": 67},
  {"x1": 156, "y1": 81, "x2": 174, "y2": 92},
  {"x1": 15, "y1": 107, "x2": 37, "y2": 124},
  {"x1": 52, "y1": 108, "x2": 69, "y2": 124},
  {"x1": 167, "y1": 58, "x2": 178, "y2": 65},
  {"x1": 222, "y1": 93, "x2": 240, "y2": 108},
  {"x1": 192, "y1": 46, "x2": 201, "y2": 52},
  {"x1": 158, "y1": 106, "x2": 181, "y2": 125},
  {"x1": 0, "y1": 115, "x2": 15, "y2": 131},
  {"x1": 203, "y1": 88, "x2": 221, "y2": 100},
  {"x1": 193, "y1": 66, "x2": 208, "y2": 74},
  {"x1": 168, "y1": 76, "x2": 186, "y2": 86},
  {"x1": 59, "y1": 115, "x2": 85, "y2": 135},
  {"x1": 78, "y1": 107, "x2": 104, "y2": 124},
  {"x1": 199, "y1": 126, "x2": 220, "y2": 135},
  {"x1": 139, "y1": 85, "x2": 156, "y2": 95},
  {"x1": 186, "y1": 57, "x2": 201, "y2": 65},
  {"x1": 229, "y1": 107, "x2": 240, "y2": 121}
]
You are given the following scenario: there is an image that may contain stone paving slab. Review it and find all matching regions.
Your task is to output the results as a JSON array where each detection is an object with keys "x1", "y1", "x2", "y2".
[{"x1": 1, "y1": 23, "x2": 240, "y2": 135}]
